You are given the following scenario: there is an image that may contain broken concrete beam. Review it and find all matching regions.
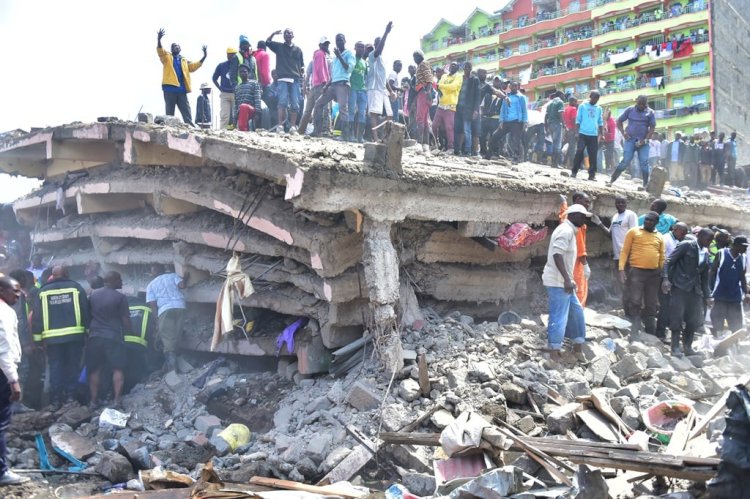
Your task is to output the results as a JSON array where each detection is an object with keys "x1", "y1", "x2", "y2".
[{"x1": 346, "y1": 381, "x2": 382, "y2": 411}]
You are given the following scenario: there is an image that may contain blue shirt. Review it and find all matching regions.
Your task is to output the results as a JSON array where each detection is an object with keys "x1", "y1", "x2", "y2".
[
  {"x1": 213, "y1": 61, "x2": 235, "y2": 93},
  {"x1": 500, "y1": 93, "x2": 528, "y2": 123},
  {"x1": 163, "y1": 56, "x2": 187, "y2": 93},
  {"x1": 576, "y1": 102, "x2": 604, "y2": 136},
  {"x1": 712, "y1": 248, "x2": 746, "y2": 302},
  {"x1": 638, "y1": 212, "x2": 677, "y2": 235},
  {"x1": 146, "y1": 273, "x2": 185, "y2": 316},
  {"x1": 618, "y1": 106, "x2": 656, "y2": 141},
  {"x1": 728, "y1": 139, "x2": 738, "y2": 159},
  {"x1": 331, "y1": 49, "x2": 356, "y2": 84}
]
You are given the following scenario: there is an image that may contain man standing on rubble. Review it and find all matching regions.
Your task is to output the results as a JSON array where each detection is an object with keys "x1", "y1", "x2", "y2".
[
  {"x1": 266, "y1": 28, "x2": 305, "y2": 133},
  {"x1": 0, "y1": 276, "x2": 30, "y2": 485},
  {"x1": 571, "y1": 91, "x2": 604, "y2": 180},
  {"x1": 710, "y1": 235, "x2": 749, "y2": 336},
  {"x1": 146, "y1": 265, "x2": 189, "y2": 372},
  {"x1": 413, "y1": 50, "x2": 434, "y2": 155},
  {"x1": 299, "y1": 37, "x2": 331, "y2": 136},
  {"x1": 618, "y1": 212, "x2": 666, "y2": 338},
  {"x1": 213, "y1": 48, "x2": 239, "y2": 129},
  {"x1": 312, "y1": 34, "x2": 356, "y2": 140},
  {"x1": 366, "y1": 22, "x2": 395, "y2": 142},
  {"x1": 655, "y1": 222, "x2": 690, "y2": 340},
  {"x1": 86, "y1": 272, "x2": 132, "y2": 410},
  {"x1": 156, "y1": 29, "x2": 207, "y2": 126},
  {"x1": 542, "y1": 204, "x2": 591, "y2": 361},
  {"x1": 31, "y1": 266, "x2": 89, "y2": 408},
  {"x1": 664, "y1": 228, "x2": 714, "y2": 356},
  {"x1": 609, "y1": 95, "x2": 656, "y2": 186}
]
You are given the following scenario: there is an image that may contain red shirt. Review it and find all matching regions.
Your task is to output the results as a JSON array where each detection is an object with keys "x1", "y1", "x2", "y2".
[
  {"x1": 254, "y1": 49, "x2": 271, "y2": 87},
  {"x1": 562, "y1": 105, "x2": 578, "y2": 130},
  {"x1": 604, "y1": 116, "x2": 616, "y2": 142}
]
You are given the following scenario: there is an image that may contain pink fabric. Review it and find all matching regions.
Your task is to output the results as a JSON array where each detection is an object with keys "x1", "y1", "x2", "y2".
[
  {"x1": 311, "y1": 49, "x2": 331, "y2": 87},
  {"x1": 605, "y1": 116, "x2": 616, "y2": 142},
  {"x1": 432, "y1": 108, "x2": 455, "y2": 148},
  {"x1": 254, "y1": 49, "x2": 271, "y2": 86}
]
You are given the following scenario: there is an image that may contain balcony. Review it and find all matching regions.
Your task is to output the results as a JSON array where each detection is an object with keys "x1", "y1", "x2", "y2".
[
  {"x1": 657, "y1": 104, "x2": 712, "y2": 130},
  {"x1": 598, "y1": 70, "x2": 710, "y2": 105},
  {"x1": 528, "y1": 66, "x2": 594, "y2": 88},
  {"x1": 592, "y1": 2, "x2": 709, "y2": 46},
  {"x1": 593, "y1": 33, "x2": 710, "y2": 77},
  {"x1": 425, "y1": 32, "x2": 500, "y2": 61},
  {"x1": 592, "y1": 0, "x2": 661, "y2": 18}
]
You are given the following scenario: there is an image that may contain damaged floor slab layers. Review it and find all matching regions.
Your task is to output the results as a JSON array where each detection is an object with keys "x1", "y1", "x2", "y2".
[{"x1": 3, "y1": 122, "x2": 750, "y2": 370}]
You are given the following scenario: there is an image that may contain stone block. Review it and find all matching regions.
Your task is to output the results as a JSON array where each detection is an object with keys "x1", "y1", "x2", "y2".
[
  {"x1": 610, "y1": 353, "x2": 647, "y2": 380},
  {"x1": 59, "y1": 406, "x2": 91, "y2": 429},
  {"x1": 49, "y1": 423, "x2": 96, "y2": 460},
  {"x1": 430, "y1": 409, "x2": 455, "y2": 430},
  {"x1": 621, "y1": 405, "x2": 641, "y2": 430},
  {"x1": 402, "y1": 472, "x2": 437, "y2": 496},
  {"x1": 346, "y1": 380, "x2": 382, "y2": 411},
  {"x1": 96, "y1": 450, "x2": 133, "y2": 483},
  {"x1": 669, "y1": 355, "x2": 694, "y2": 372},
  {"x1": 321, "y1": 446, "x2": 351, "y2": 473},
  {"x1": 501, "y1": 382, "x2": 527, "y2": 405},
  {"x1": 306, "y1": 395, "x2": 333, "y2": 414},
  {"x1": 587, "y1": 356, "x2": 611, "y2": 386},
  {"x1": 546, "y1": 403, "x2": 580, "y2": 435},
  {"x1": 164, "y1": 370, "x2": 183, "y2": 390},
  {"x1": 273, "y1": 406, "x2": 294, "y2": 432},
  {"x1": 468, "y1": 361, "x2": 495, "y2": 382},
  {"x1": 447, "y1": 367, "x2": 468, "y2": 389},
  {"x1": 194, "y1": 415, "x2": 221, "y2": 434},
  {"x1": 381, "y1": 404, "x2": 412, "y2": 432},
  {"x1": 610, "y1": 396, "x2": 631, "y2": 415},
  {"x1": 515, "y1": 415, "x2": 536, "y2": 434},
  {"x1": 398, "y1": 379, "x2": 422, "y2": 402},
  {"x1": 306, "y1": 433, "x2": 332, "y2": 464}
]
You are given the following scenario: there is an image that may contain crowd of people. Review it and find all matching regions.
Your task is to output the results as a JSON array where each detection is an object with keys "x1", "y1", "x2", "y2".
[
  {"x1": 543, "y1": 193, "x2": 747, "y2": 361},
  {"x1": 153, "y1": 26, "x2": 742, "y2": 190},
  {"x1": 0, "y1": 261, "x2": 194, "y2": 483}
]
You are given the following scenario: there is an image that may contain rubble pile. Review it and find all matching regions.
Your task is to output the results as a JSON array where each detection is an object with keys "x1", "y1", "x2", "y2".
[{"x1": 6, "y1": 302, "x2": 748, "y2": 497}]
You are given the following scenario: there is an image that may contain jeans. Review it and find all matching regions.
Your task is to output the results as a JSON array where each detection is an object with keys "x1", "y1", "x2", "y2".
[
  {"x1": 277, "y1": 80, "x2": 301, "y2": 112},
  {"x1": 479, "y1": 117, "x2": 499, "y2": 154},
  {"x1": 299, "y1": 84, "x2": 325, "y2": 134},
  {"x1": 47, "y1": 340, "x2": 85, "y2": 404},
  {"x1": 348, "y1": 88, "x2": 368, "y2": 125},
  {"x1": 313, "y1": 82, "x2": 351, "y2": 135},
  {"x1": 545, "y1": 286, "x2": 586, "y2": 350},
  {"x1": 614, "y1": 138, "x2": 650, "y2": 183},
  {"x1": 548, "y1": 122, "x2": 563, "y2": 166},
  {"x1": 0, "y1": 370, "x2": 10, "y2": 474},
  {"x1": 163, "y1": 91, "x2": 194, "y2": 125},
  {"x1": 572, "y1": 134, "x2": 599, "y2": 178}
]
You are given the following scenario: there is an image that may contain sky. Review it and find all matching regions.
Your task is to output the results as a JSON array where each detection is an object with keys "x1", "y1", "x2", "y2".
[{"x1": 0, "y1": 0, "x2": 507, "y2": 202}]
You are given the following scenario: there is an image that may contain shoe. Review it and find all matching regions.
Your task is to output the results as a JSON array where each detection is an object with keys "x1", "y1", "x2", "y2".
[
  {"x1": 271, "y1": 125, "x2": 283, "y2": 134},
  {"x1": 11, "y1": 403, "x2": 34, "y2": 415},
  {"x1": 682, "y1": 331, "x2": 697, "y2": 356},
  {"x1": 288, "y1": 126, "x2": 298, "y2": 135},
  {"x1": 0, "y1": 470, "x2": 30, "y2": 485}
]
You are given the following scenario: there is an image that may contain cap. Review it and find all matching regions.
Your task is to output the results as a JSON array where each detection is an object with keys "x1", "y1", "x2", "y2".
[
  {"x1": 200, "y1": 83, "x2": 211, "y2": 90},
  {"x1": 711, "y1": 226, "x2": 730, "y2": 236},
  {"x1": 734, "y1": 235, "x2": 749, "y2": 246},
  {"x1": 565, "y1": 204, "x2": 593, "y2": 217},
  {"x1": 227, "y1": 47, "x2": 238, "y2": 55},
  {"x1": 319, "y1": 36, "x2": 330, "y2": 45}
]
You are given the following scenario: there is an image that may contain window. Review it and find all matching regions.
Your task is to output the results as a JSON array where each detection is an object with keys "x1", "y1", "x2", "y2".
[
  {"x1": 569, "y1": 1, "x2": 580, "y2": 12},
  {"x1": 671, "y1": 65, "x2": 683, "y2": 80},
  {"x1": 576, "y1": 82, "x2": 590, "y2": 93},
  {"x1": 691, "y1": 59, "x2": 706, "y2": 75},
  {"x1": 673, "y1": 96, "x2": 685, "y2": 108},
  {"x1": 519, "y1": 42, "x2": 530, "y2": 53},
  {"x1": 693, "y1": 93, "x2": 707, "y2": 104},
  {"x1": 518, "y1": 15, "x2": 529, "y2": 27}
]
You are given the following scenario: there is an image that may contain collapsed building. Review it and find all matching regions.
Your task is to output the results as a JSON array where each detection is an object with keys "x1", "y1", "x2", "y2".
[{"x1": 1, "y1": 121, "x2": 750, "y2": 374}]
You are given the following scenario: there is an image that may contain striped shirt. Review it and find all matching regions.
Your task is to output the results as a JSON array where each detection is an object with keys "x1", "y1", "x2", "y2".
[{"x1": 233, "y1": 80, "x2": 262, "y2": 124}]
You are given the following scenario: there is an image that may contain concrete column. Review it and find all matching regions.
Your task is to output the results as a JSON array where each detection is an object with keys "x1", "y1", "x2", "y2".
[{"x1": 362, "y1": 219, "x2": 403, "y2": 376}]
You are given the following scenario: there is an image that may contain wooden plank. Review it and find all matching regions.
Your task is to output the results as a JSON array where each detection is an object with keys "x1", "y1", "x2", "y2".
[
  {"x1": 417, "y1": 353, "x2": 430, "y2": 396},
  {"x1": 317, "y1": 430, "x2": 381, "y2": 486},
  {"x1": 589, "y1": 388, "x2": 634, "y2": 436},
  {"x1": 250, "y1": 477, "x2": 368, "y2": 498},
  {"x1": 576, "y1": 409, "x2": 621, "y2": 443},
  {"x1": 542, "y1": 384, "x2": 568, "y2": 405},
  {"x1": 566, "y1": 456, "x2": 716, "y2": 482},
  {"x1": 688, "y1": 389, "x2": 730, "y2": 441},
  {"x1": 379, "y1": 432, "x2": 441, "y2": 446},
  {"x1": 398, "y1": 405, "x2": 440, "y2": 433},
  {"x1": 527, "y1": 388, "x2": 543, "y2": 416},
  {"x1": 496, "y1": 422, "x2": 576, "y2": 474},
  {"x1": 714, "y1": 328, "x2": 747, "y2": 357},
  {"x1": 666, "y1": 411, "x2": 694, "y2": 455}
]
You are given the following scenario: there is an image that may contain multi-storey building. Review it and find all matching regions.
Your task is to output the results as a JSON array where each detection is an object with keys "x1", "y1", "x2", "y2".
[{"x1": 421, "y1": 0, "x2": 746, "y2": 161}]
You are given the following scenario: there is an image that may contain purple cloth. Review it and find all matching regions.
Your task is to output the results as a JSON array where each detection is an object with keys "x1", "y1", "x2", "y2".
[{"x1": 276, "y1": 319, "x2": 306, "y2": 355}]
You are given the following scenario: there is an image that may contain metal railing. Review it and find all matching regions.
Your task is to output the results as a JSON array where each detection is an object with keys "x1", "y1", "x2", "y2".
[
  {"x1": 599, "y1": 69, "x2": 710, "y2": 94},
  {"x1": 654, "y1": 101, "x2": 711, "y2": 119},
  {"x1": 590, "y1": 2, "x2": 709, "y2": 37}
]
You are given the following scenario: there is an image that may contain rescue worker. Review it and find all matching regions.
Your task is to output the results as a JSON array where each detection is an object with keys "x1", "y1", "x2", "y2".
[
  {"x1": 124, "y1": 294, "x2": 156, "y2": 392},
  {"x1": 146, "y1": 264, "x2": 189, "y2": 372},
  {"x1": 31, "y1": 266, "x2": 89, "y2": 408}
]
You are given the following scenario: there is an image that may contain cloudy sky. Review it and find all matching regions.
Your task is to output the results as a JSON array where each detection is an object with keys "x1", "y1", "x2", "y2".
[{"x1": 0, "y1": 0, "x2": 507, "y2": 202}]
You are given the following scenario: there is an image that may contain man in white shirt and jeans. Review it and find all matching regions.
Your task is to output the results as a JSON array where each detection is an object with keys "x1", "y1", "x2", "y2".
[
  {"x1": 598, "y1": 195, "x2": 638, "y2": 287},
  {"x1": 542, "y1": 204, "x2": 591, "y2": 361},
  {"x1": 0, "y1": 277, "x2": 29, "y2": 485}
]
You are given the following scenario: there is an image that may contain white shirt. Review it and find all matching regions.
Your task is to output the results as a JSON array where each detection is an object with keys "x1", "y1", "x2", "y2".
[
  {"x1": 0, "y1": 301, "x2": 22, "y2": 382},
  {"x1": 611, "y1": 209, "x2": 638, "y2": 260},
  {"x1": 649, "y1": 139, "x2": 661, "y2": 159},
  {"x1": 542, "y1": 220, "x2": 578, "y2": 288}
]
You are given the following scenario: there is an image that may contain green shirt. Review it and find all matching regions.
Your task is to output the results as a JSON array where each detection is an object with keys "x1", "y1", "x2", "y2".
[
  {"x1": 350, "y1": 58, "x2": 367, "y2": 91},
  {"x1": 545, "y1": 97, "x2": 564, "y2": 126}
]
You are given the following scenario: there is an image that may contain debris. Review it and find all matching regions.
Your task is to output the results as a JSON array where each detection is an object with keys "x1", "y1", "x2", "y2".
[
  {"x1": 447, "y1": 466, "x2": 525, "y2": 498},
  {"x1": 99, "y1": 407, "x2": 131, "y2": 429},
  {"x1": 642, "y1": 401, "x2": 696, "y2": 440},
  {"x1": 707, "y1": 383, "x2": 750, "y2": 498},
  {"x1": 402, "y1": 472, "x2": 437, "y2": 497},
  {"x1": 140, "y1": 466, "x2": 194, "y2": 490},
  {"x1": 574, "y1": 464, "x2": 609, "y2": 499},
  {"x1": 496, "y1": 223, "x2": 548, "y2": 253},
  {"x1": 250, "y1": 476, "x2": 369, "y2": 498},
  {"x1": 95, "y1": 450, "x2": 133, "y2": 483},
  {"x1": 346, "y1": 380, "x2": 382, "y2": 411},
  {"x1": 48, "y1": 423, "x2": 96, "y2": 461}
]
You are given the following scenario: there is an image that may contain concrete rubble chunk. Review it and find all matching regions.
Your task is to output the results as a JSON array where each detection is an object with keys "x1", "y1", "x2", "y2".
[
  {"x1": 96, "y1": 450, "x2": 133, "y2": 483},
  {"x1": 431, "y1": 409, "x2": 456, "y2": 430},
  {"x1": 587, "y1": 355, "x2": 612, "y2": 386},
  {"x1": 49, "y1": 423, "x2": 96, "y2": 461},
  {"x1": 59, "y1": 406, "x2": 92, "y2": 429},
  {"x1": 398, "y1": 378, "x2": 422, "y2": 402},
  {"x1": 194, "y1": 414, "x2": 221, "y2": 434},
  {"x1": 574, "y1": 464, "x2": 609, "y2": 499},
  {"x1": 501, "y1": 382, "x2": 527, "y2": 405},
  {"x1": 381, "y1": 403, "x2": 413, "y2": 432},
  {"x1": 346, "y1": 380, "x2": 382, "y2": 411},
  {"x1": 164, "y1": 370, "x2": 183, "y2": 391},
  {"x1": 402, "y1": 472, "x2": 437, "y2": 497},
  {"x1": 611, "y1": 353, "x2": 648, "y2": 380},
  {"x1": 468, "y1": 361, "x2": 495, "y2": 382},
  {"x1": 621, "y1": 405, "x2": 641, "y2": 430},
  {"x1": 515, "y1": 414, "x2": 536, "y2": 434},
  {"x1": 546, "y1": 403, "x2": 580, "y2": 435},
  {"x1": 306, "y1": 433, "x2": 332, "y2": 464}
]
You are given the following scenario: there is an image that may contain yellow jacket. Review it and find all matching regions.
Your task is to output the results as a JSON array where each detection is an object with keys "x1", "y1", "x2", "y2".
[
  {"x1": 437, "y1": 73, "x2": 463, "y2": 110},
  {"x1": 157, "y1": 47, "x2": 203, "y2": 93}
]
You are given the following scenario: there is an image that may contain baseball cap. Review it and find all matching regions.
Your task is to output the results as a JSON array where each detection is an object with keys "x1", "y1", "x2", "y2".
[
  {"x1": 319, "y1": 36, "x2": 330, "y2": 45},
  {"x1": 200, "y1": 83, "x2": 210, "y2": 90},
  {"x1": 733, "y1": 235, "x2": 749, "y2": 246},
  {"x1": 565, "y1": 204, "x2": 592, "y2": 217}
]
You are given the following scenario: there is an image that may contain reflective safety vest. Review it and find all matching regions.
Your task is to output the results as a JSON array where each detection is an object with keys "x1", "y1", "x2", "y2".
[
  {"x1": 39, "y1": 287, "x2": 85, "y2": 341},
  {"x1": 125, "y1": 305, "x2": 150, "y2": 347}
]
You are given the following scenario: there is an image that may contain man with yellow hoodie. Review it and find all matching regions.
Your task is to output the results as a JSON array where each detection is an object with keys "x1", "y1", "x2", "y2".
[
  {"x1": 432, "y1": 62, "x2": 462, "y2": 152},
  {"x1": 157, "y1": 28, "x2": 207, "y2": 126}
]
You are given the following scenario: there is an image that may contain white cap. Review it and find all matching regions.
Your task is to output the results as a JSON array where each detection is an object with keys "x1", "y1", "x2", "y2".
[
  {"x1": 319, "y1": 36, "x2": 330, "y2": 45},
  {"x1": 565, "y1": 204, "x2": 592, "y2": 217}
]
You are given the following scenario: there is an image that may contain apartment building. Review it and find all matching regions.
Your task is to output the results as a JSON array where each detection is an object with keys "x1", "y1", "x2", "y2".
[{"x1": 421, "y1": 0, "x2": 745, "y2": 157}]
